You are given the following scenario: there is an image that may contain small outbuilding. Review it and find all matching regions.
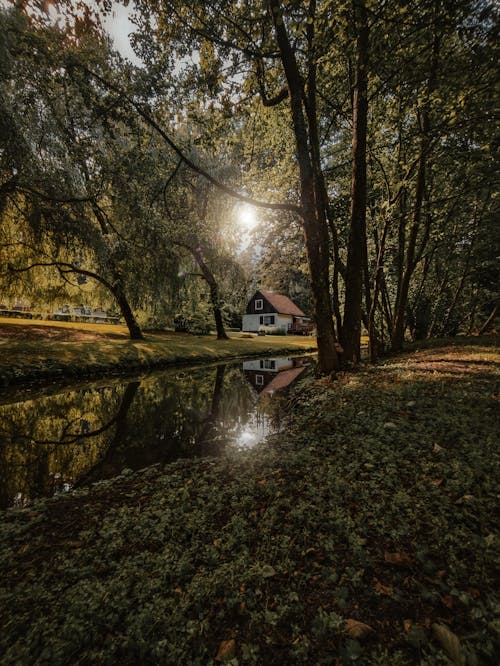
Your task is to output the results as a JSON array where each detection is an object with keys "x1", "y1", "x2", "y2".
[{"x1": 242, "y1": 290, "x2": 313, "y2": 334}]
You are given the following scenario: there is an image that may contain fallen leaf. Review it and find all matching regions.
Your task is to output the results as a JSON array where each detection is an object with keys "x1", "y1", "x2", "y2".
[
  {"x1": 61, "y1": 541, "x2": 83, "y2": 549},
  {"x1": 433, "y1": 443, "x2": 444, "y2": 454},
  {"x1": 384, "y1": 551, "x2": 413, "y2": 566},
  {"x1": 432, "y1": 478, "x2": 443, "y2": 486},
  {"x1": 441, "y1": 594, "x2": 454, "y2": 609},
  {"x1": 455, "y1": 494, "x2": 474, "y2": 504},
  {"x1": 343, "y1": 619, "x2": 374, "y2": 640},
  {"x1": 215, "y1": 639, "x2": 236, "y2": 662},
  {"x1": 258, "y1": 479, "x2": 266, "y2": 486},
  {"x1": 432, "y1": 623, "x2": 465, "y2": 665},
  {"x1": 374, "y1": 579, "x2": 393, "y2": 596},
  {"x1": 403, "y1": 619, "x2": 412, "y2": 633}
]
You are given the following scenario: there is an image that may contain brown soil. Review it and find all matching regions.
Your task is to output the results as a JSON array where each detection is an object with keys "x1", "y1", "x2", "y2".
[{"x1": 409, "y1": 346, "x2": 498, "y2": 376}]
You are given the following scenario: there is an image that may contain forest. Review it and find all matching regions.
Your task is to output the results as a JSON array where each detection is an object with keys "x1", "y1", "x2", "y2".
[
  {"x1": 1, "y1": 0, "x2": 497, "y2": 373},
  {"x1": 0, "y1": 2, "x2": 499, "y2": 664}
]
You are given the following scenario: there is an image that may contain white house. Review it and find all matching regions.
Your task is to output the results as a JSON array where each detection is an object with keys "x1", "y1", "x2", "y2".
[
  {"x1": 242, "y1": 356, "x2": 311, "y2": 394},
  {"x1": 242, "y1": 290, "x2": 311, "y2": 333}
]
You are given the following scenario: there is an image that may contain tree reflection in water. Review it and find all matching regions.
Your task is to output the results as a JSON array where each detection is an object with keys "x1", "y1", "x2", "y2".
[{"x1": 0, "y1": 356, "x2": 313, "y2": 507}]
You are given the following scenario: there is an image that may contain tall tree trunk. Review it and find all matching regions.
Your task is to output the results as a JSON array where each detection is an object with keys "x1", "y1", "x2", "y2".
[
  {"x1": 391, "y1": 9, "x2": 440, "y2": 351},
  {"x1": 192, "y1": 248, "x2": 229, "y2": 340},
  {"x1": 269, "y1": 0, "x2": 339, "y2": 373},
  {"x1": 326, "y1": 207, "x2": 345, "y2": 338},
  {"x1": 112, "y1": 281, "x2": 144, "y2": 340},
  {"x1": 368, "y1": 217, "x2": 390, "y2": 362},
  {"x1": 391, "y1": 150, "x2": 425, "y2": 351},
  {"x1": 341, "y1": 0, "x2": 369, "y2": 365}
]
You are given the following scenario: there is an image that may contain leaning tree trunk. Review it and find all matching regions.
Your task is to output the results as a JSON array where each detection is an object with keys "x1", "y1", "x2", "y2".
[
  {"x1": 342, "y1": 0, "x2": 369, "y2": 365},
  {"x1": 478, "y1": 302, "x2": 499, "y2": 335},
  {"x1": 199, "y1": 364, "x2": 226, "y2": 455},
  {"x1": 76, "y1": 381, "x2": 141, "y2": 486},
  {"x1": 112, "y1": 282, "x2": 144, "y2": 340}
]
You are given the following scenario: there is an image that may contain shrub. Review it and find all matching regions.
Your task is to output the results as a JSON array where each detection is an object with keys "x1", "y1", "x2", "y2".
[{"x1": 258, "y1": 325, "x2": 285, "y2": 335}]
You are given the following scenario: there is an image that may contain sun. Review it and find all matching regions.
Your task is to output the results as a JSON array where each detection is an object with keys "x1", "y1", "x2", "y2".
[{"x1": 238, "y1": 204, "x2": 259, "y2": 231}]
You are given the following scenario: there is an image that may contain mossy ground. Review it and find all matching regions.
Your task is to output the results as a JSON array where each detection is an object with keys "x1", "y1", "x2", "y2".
[{"x1": 0, "y1": 336, "x2": 498, "y2": 664}]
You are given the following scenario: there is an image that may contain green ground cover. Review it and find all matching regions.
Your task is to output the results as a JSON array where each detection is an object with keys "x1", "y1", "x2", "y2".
[
  {"x1": 0, "y1": 337, "x2": 498, "y2": 664},
  {"x1": 0, "y1": 317, "x2": 317, "y2": 387}
]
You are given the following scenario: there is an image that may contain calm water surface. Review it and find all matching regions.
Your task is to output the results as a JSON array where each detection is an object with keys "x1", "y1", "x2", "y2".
[{"x1": 0, "y1": 355, "x2": 314, "y2": 508}]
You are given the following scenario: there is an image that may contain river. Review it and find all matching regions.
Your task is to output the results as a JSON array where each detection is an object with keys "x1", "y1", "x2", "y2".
[{"x1": 0, "y1": 355, "x2": 315, "y2": 509}]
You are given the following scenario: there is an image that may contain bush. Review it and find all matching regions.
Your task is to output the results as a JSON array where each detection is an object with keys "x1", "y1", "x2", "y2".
[
  {"x1": 174, "y1": 314, "x2": 211, "y2": 335},
  {"x1": 258, "y1": 325, "x2": 287, "y2": 336}
]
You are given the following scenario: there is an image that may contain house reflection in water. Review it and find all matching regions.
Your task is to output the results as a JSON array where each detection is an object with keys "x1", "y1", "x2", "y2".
[{"x1": 242, "y1": 356, "x2": 312, "y2": 397}]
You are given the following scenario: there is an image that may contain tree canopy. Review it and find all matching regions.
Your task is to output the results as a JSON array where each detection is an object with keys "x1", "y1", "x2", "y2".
[{"x1": 0, "y1": 0, "x2": 497, "y2": 367}]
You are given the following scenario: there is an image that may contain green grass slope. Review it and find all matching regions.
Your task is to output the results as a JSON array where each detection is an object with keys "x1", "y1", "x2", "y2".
[{"x1": 0, "y1": 318, "x2": 317, "y2": 386}]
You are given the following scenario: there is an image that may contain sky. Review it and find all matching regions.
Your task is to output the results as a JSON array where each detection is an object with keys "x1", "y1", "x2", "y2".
[
  {"x1": 0, "y1": 0, "x2": 141, "y2": 65},
  {"x1": 100, "y1": 1, "x2": 141, "y2": 65}
]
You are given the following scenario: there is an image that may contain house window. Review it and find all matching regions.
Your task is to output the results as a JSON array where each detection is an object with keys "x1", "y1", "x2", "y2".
[
  {"x1": 255, "y1": 299, "x2": 263, "y2": 310},
  {"x1": 260, "y1": 316, "x2": 264, "y2": 324},
  {"x1": 264, "y1": 359, "x2": 276, "y2": 369},
  {"x1": 255, "y1": 374, "x2": 264, "y2": 386},
  {"x1": 263, "y1": 315, "x2": 275, "y2": 325}
]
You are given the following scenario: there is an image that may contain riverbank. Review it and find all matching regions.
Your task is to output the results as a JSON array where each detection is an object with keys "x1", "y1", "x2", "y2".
[
  {"x1": 0, "y1": 317, "x2": 317, "y2": 387},
  {"x1": 0, "y1": 336, "x2": 498, "y2": 664}
]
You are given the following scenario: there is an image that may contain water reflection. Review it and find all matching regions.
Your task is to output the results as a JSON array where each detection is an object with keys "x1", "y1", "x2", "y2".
[
  {"x1": 243, "y1": 356, "x2": 311, "y2": 395},
  {"x1": 0, "y1": 356, "x2": 313, "y2": 508}
]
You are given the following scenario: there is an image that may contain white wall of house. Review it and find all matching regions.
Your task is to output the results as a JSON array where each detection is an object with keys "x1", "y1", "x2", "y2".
[
  {"x1": 242, "y1": 314, "x2": 261, "y2": 332},
  {"x1": 242, "y1": 313, "x2": 293, "y2": 332},
  {"x1": 276, "y1": 314, "x2": 293, "y2": 329},
  {"x1": 242, "y1": 358, "x2": 294, "y2": 372}
]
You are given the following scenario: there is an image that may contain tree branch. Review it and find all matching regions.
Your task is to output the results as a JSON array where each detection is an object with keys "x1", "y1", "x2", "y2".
[
  {"x1": 72, "y1": 62, "x2": 302, "y2": 215},
  {"x1": 7, "y1": 260, "x2": 116, "y2": 294}
]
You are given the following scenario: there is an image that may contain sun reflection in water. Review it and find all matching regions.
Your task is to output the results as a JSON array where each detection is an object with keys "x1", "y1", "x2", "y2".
[{"x1": 236, "y1": 429, "x2": 260, "y2": 448}]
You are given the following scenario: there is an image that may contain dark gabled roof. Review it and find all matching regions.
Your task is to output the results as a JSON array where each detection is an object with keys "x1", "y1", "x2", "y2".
[{"x1": 259, "y1": 290, "x2": 305, "y2": 317}]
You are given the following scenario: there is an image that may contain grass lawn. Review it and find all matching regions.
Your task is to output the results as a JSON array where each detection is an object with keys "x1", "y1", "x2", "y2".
[
  {"x1": 0, "y1": 336, "x2": 498, "y2": 664},
  {"x1": 0, "y1": 317, "x2": 317, "y2": 386}
]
